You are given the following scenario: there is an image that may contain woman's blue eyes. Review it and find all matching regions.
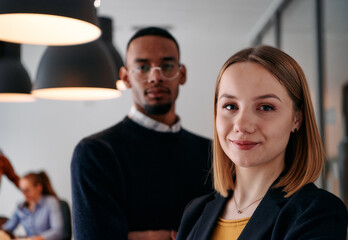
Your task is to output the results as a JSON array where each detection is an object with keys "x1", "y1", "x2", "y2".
[
  {"x1": 223, "y1": 104, "x2": 275, "y2": 111},
  {"x1": 223, "y1": 104, "x2": 238, "y2": 110},
  {"x1": 259, "y1": 105, "x2": 275, "y2": 111}
]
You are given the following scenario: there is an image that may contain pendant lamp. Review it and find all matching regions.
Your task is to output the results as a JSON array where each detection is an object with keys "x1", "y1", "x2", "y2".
[
  {"x1": 0, "y1": 41, "x2": 34, "y2": 102},
  {"x1": 32, "y1": 40, "x2": 121, "y2": 101},
  {"x1": 32, "y1": 16, "x2": 124, "y2": 101},
  {"x1": 98, "y1": 16, "x2": 127, "y2": 91},
  {"x1": 99, "y1": 16, "x2": 124, "y2": 79},
  {"x1": 0, "y1": 0, "x2": 101, "y2": 46}
]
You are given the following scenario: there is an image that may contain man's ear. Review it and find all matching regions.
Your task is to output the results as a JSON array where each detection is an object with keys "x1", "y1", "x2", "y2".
[
  {"x1": 179, "y1": 64, "x2": 187, "y2": 85},
  {"x1": 119, "y1": 66, "x2": 132, "y2": 88}
]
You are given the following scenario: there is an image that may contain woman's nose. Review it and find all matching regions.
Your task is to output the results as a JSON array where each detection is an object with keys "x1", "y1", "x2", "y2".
[{"x1": 233, "y1": 109, "x2": 255, "y2": 134}]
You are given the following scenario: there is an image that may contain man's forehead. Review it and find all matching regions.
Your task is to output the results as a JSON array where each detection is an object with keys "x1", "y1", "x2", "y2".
[{"x1": 126, "y1": 35, "x2": 179, "y2": 63}]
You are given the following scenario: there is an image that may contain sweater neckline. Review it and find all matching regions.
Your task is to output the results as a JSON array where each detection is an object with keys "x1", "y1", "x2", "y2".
[{"x1": 123, "y1": 116, "x2": 183, "y2": 137}]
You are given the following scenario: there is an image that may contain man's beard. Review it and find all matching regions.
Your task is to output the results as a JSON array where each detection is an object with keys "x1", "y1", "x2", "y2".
[{"x1": 144, "y1": 103, "x2": 172, "y2": 115}]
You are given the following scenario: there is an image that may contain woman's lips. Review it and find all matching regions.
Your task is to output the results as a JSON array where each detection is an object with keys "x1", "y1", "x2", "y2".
[{"x1": 231, "y1": 140, "x2": 259, "y2": 150}]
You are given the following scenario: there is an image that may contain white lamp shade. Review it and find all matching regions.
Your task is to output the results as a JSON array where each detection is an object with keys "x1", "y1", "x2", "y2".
[{"x1": 0, "y1": 0, "x2": 101, "y2": 45}]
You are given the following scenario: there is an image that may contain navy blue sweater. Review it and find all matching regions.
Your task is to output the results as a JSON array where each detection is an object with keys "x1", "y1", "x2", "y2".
[{"x1": 71, "y1": 117, "x2": 212, "y2": 240}]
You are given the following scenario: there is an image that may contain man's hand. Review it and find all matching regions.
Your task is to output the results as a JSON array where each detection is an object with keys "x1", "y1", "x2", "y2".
[{"x1": 128, "y1": 230, "x2": 177, "y2": 240}]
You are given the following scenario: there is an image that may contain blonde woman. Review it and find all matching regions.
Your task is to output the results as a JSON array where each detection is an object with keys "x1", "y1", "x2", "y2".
[{"x1": 176, "y1": 46, "x2": 347, "y2": 240}]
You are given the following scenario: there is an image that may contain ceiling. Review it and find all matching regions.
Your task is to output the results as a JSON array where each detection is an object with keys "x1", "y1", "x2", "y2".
[{"x1": 96, "y1": 0, "x2": 274, "y2": 56}]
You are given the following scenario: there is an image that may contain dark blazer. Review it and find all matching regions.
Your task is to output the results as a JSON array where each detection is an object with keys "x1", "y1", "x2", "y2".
[{"x1": 177, "y1": 183, "x2": 347, "y2": 240}]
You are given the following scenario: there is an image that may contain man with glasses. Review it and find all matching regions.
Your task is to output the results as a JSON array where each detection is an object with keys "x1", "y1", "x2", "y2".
[{"x1": 71, "y1": 27, "x2": 212, "y2": 240}]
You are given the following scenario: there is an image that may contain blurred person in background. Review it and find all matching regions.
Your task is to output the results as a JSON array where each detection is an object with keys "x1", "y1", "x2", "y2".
[
  {"x1": 0, "y1": 171, "x2": 64, "y2": 240},
  {"x1": 0, "y1": 149, "x2": 20, "y2": 189}
]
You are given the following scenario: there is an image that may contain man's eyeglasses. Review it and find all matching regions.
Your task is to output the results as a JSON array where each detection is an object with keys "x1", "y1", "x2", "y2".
[{"x1": 131, "y1": 62, "x2": 182, "y2": 81}]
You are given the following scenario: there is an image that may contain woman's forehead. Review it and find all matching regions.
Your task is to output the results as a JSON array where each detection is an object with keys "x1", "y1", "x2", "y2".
[{"x1": 218, "y1": 62, "x2": 287, "y2": 98}]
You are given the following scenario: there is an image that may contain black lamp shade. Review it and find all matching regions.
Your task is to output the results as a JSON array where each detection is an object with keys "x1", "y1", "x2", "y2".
[
  {"x1": 0, "y1": 0, "x2": 101, "y2": 45},
  {"x1": 0, "y1": 41, "x2": 34, "y2": 102},
  {"x1": 0, "y1": 59, "x2": 31, "y2": 93},
  {"x1": 99, "y1": 16, "x2": 124, "y2": 79},
  {"x1": 33, "y1": 40, "x2": 121, "y2": 100}
]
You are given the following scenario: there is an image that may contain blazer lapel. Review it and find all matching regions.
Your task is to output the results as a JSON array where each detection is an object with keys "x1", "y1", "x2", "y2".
[
  {"x1": 238, "y1": 187, "x2": 286, "y2": 240},
  {"x1": 191, "y1": 192, "x2": 230, "y2": 240}
]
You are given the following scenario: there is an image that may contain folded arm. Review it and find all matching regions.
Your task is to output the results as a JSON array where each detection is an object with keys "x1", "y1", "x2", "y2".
[{"x1": 71, "y1": 139, "x2": 129, "y2": 240}]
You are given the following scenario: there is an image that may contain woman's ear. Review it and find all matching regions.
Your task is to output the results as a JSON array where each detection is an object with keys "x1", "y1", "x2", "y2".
[
  {"x1": 36, "y1": 183, "x2": 43, "y2": 194},
  {"x1": 293, "y1": 110, "x2": 303, "y2": 132},
  {"x1": 179, "y1": 64, "x2": 187, "y2": 85},
  {"x1": 119, "y1": 66, "x2": 132, "y2": 88}
]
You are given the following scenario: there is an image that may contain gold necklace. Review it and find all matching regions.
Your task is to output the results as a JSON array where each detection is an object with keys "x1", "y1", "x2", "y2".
[{"x1": 233, "y1": 195, "x2": 263, "y2": 214}]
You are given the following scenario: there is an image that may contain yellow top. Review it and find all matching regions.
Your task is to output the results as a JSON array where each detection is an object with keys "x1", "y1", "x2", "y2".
[{"x1": 210, "y1": 217, "x2": 250, "y2": 240}]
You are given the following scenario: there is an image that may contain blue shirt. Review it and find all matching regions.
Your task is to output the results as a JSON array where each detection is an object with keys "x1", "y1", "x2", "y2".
[{"x1": 3, "y1": 195, "x2": 63, "y2": 240}]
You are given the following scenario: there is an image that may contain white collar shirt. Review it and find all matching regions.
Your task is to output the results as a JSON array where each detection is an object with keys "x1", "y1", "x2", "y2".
[{"x1": 128, "y1": 106, "x2": 181, "y2": 133}]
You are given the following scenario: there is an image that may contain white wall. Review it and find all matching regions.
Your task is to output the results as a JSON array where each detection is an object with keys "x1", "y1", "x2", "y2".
[{"x1": 0, "y1": 0, "x2": 273, "y2": 218}]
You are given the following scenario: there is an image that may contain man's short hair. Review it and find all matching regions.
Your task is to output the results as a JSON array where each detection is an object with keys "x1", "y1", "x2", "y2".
[{"x1": 127, "y1": 27, "x2": 180, "y2": 54}]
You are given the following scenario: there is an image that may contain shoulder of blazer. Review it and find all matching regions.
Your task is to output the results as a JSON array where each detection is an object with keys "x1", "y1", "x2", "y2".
[
  {"x1": 177, "y1": 191, "x2": 223, "y2": 240},
  {"x1": 183, "y1": 191, "x2": 218, "y2": 223},
  {"x1": 176, "y1": 191, "x2": 220, "y2": 240},
  {"x1": 282, "y1": 182, "x2": 347, "y2": 212},
  {"x1": 270, "y1": 183, "x2": 348, "y2": 239}
]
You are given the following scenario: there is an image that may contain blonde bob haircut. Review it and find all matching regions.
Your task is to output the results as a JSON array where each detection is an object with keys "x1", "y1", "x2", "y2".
[{"x1": 213, "y1": 45, "x2": 324, "y2": 197}]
